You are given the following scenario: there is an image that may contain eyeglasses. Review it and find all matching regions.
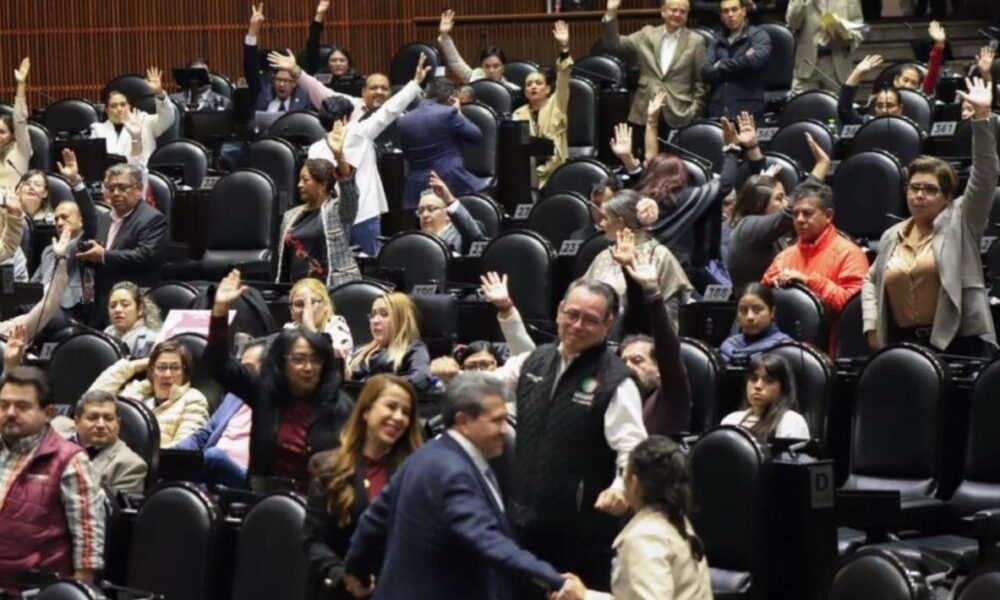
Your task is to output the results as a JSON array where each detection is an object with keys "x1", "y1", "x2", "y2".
[
  {"x1": 287, "y1": 353, "x2": 322, "y2": 367},
  {"x1": 415, "y1": 206, "x2": 443, "y2": 216},
  {"x1": 560, "y1": 308, "x2": 605, "y2": 328},
  {"x1": 907, "y1": 183, "x2": 942, "y2": 196},
  {"x1": 463, "y1": 360, "x2": 497, "y2": 372},
  {"x1": 103, "y1": 183, "x2": 136, "y2": 194},
  {"x1": 153, "y1": 363, "x2": 184, "y2": 374},
  {"x1": 273, "y1": 77, "x2": 295, "y2": 85}
]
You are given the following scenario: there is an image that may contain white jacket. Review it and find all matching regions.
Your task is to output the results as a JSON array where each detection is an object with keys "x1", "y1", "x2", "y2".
[{"x1": 90, "y1": 93, "x2": 176, "y2": 165}]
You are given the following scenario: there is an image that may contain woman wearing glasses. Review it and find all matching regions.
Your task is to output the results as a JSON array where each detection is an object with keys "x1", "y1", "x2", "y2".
[
  {"x1": 416, "y1": 171, "x2": 486, "y2": 254},
  {"x1": 88, "y1": 340, "x2": 209, "y2": 447},
  {"x1": 863, "y1": 78, "x2": 1000, "y2": 356},
  {"x1": 348, "y1": 292, "x2": 433, "y2": 413},
  {"x1": 206, "y1": 270, "x2": 353, "y2": 490}
]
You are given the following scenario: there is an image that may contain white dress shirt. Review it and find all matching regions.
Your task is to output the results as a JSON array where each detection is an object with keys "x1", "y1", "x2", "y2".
[
  {"x1": 659, "y1": 29, "x2": 682, "y2": 76},
  {"x1": 721, "y1": 409, "x2": 810, "y2": 440},
  {"x1": 446, "y1": 429, "x2": 505, "y2": 511},
  {"x1": 491, "y1": 345, "x2": 648, "y2": 491}
]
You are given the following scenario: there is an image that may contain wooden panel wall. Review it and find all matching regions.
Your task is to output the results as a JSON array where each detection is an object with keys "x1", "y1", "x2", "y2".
[{"x1": 0, "y1": 0, "x2": 659, "y2": 107}]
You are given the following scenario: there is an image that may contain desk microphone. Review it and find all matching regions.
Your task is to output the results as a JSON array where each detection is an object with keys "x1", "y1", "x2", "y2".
[{"x1": 526, "y1": 322, "x2": 558, "y2": 341}]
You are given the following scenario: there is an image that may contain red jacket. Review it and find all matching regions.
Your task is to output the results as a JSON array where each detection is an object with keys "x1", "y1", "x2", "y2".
[
  {"x1": 0, "y1": 428, "x2": 84, "y2": 578},
  {"x1": 761, "y1": 224, "x2": 869, "y2": 315}
]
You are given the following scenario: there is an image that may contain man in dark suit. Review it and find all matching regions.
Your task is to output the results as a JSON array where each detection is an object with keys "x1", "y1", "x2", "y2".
[
  {"x1": 345, "y1": 373, "x2": 568, "y2": 600},
  {"x1": 243, "y1": 3, "x2": 310, "y2": 114},
  {"x1": 397, "y1": 79, "x2": 487, "y2": 211},
  {"x1": 76, "y1": 163, "x2": 167, "y2": 325}
]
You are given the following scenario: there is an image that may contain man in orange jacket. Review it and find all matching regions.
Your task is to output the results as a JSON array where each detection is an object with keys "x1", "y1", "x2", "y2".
[{"x1": 762, "y1": 182, "x2": 868, "y2": 317}]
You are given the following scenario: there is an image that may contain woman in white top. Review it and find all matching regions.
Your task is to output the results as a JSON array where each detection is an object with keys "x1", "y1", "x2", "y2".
[
  {"x1": 561, "y1": 435, "x2": 713, "y2": 600},
  {"x1": 437, "y1": 10, "x2": 520, "y2": 92},
  {"x1": 285, "y1": 277, "x2": 353, "y2": 357},
  {"x1": 90, "y1": 67, "x2": 176, "y2": 165},
  {"x1": 721, "y1": 353, "x2": 810, "y2": 441},
  {"x1": 0, "y1": 58, "x2": 32, "y2": 193}
]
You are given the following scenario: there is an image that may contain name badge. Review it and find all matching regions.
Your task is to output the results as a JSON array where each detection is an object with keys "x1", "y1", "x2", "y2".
[{"x1": 571, "y1": 391, "x2": 595, "y2": 407}]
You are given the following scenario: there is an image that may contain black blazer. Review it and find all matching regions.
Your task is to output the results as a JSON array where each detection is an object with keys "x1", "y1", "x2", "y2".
[
  {"x1": 243, "y1": 42, "x2": 311, "y2": 113},
  {"x1": 90, "y1": 199, "x2": 168, "y2": 290}
]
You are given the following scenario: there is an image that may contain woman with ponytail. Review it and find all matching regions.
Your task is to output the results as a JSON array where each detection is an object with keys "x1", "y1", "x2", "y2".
[{"x1": 560, "y1": 435, "x2": 713, "y2": 600}]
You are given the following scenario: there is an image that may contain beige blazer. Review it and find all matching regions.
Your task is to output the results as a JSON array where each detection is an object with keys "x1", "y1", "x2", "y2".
[
  {"x1": 604, "y1": 507, "x2": 713, "y2": 600},
  {"x1": 512, "y1": 55, "x2": 574, "y2": 188},
  {"x1": 602, "y1": 18, "x2": 707, "y2": 128},
  {"x1": 863, "y1": 117, "x2": 1000, "y2": 350},
  {"x1": 786, "y1": 0, "x2": 864, "y2": 83},
  {"x1": 91, "y1": 438, "x2": 148, "y2": 493}
]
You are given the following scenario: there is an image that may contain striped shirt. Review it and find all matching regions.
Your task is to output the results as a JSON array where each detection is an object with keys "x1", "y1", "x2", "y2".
[{"x1": 0, "y1": 427, "x2": 106, "y2": 571}]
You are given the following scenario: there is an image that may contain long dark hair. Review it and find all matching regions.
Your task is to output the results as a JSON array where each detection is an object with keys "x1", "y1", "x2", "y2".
[
  {"x1": 635, "y1": 153, "x2": 688, "y2": 207},
  {"x1": 478, "y1": 46, "x2": 507, "y2": 65},
  {"x1": 259, "y1": 328, "x2": 341, "y2": 403},
  {"x1": 731, "y1": 174, "x2": 780, "y2": 226},
  {"x1": 742, "y1": 353, "x2": 798, "y2": 442},
  {"x1": 629, "y1": 436, "x2": 705, "y2": 561}
]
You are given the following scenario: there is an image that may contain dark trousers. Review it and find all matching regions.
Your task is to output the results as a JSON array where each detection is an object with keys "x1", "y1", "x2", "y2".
[
  {"x1": 913, "y1": 0, "x2": 948, "y2": 18},
  {"x1": 514, "y1": 525, "x2": 614, "y2": 598},
  {"x1": 890, "y1": 323, "x2": 994, "y2": 358}
]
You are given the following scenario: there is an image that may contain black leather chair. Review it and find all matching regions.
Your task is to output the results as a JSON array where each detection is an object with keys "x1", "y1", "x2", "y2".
[
  {"x1": 673, "y1": 120, "x2": 725, "y2": 173},
  {"x1": 45, "y1": 173, "x2": 74, "y2": 205},
  {"x1": 231, "y1": 492, "x2": 310, "y2": 600},
  {"x1": 269, "y1": 111, "x2": 326, "y2": 146},
  {"x1": 767, "y1": 341, "x2": 835, "y2": 447},
  {"x1": 734, "y1": 152, "x2": 803, "y2": 195},
  {"x1": 247, "y1": 136, "x2": 300, "y2": 248},
  {"x1": 503, "y1": 60, "x2": 540, "y2": 90},
  {"x1": 329, "y1": 279, "x2": 391, "y2": 346},
  {"x1": 376, "y1": 231, "x2": 451, "y2": 292},
  {"x1": 41, "y1": 98, "x2": 101, "y2": 137},
  {"x1": 146, "y1": 280, "x2": 198, "y2": 317},
  {"x1": 155, "y1": 99, "x2": 184, "y2": 148},
  {"x1": 542, "y1": 157, "x2": 612, "y2": 198},
  {"x1": 528, "y1": 191, "x2": 591, "y2": 249},
  {"x1": 833, "y1": 150, "x2": 905, "y2": 242},
  {"x1": 0, "y1": 102, "x2": 12, "y2": 118},
  {"x1": 146, "y1": 170, "x2": 176, "y2": 240},
  {"x1": 28, "y1": 122, "x2": 53, "y2": 172},
  {"x1": 116, "y1": 396, "x2": 160, "y2": 491},
  {"x1": 47, "y1": 332, "x2": 124, "y2": 407},
  {"x1": 571, "y1": 232, "x2": 611, "y2": 279},
  {"x1": 468, "y1": 80, "x2": 514, "y2": 116},
  {"x1": 210, "y1": 73, "x2": 235, "y2": 99},
  {"x1": 127, "y1": 482, "x2": 221, "y2": 600},
  {"x1": 201, "y1": 169, "x2": 275, "y2": 281},
  {"x1": 682, "y1": 157, "x2": 711, "y2": 187},
  {"x1": 898, "y1": 88, "x2": 934, "y2": 133},
  {"x1": 849, "y1": 116, "x2": 925, "y2": 166},
  {"x1": 873, "y1": 62, "x2": 928, "y2": 95},
  {"x1": 411, "y1": 293, "x2": 458, "y2": 359},
  {"x1": 679, "y1": 337, "x2": 722, "y2": 433},
  {"x1": 572, "y1": 54, "x2": 626, "y2": 88},
  {"x1": 389, "y1": 43, "x2": 441, "y2": 88},
  {"x1": 828, "y1": 547, "x2": 932, "y2": 600},
  {"x1": 460, "y1": 102, "x2": 499, "y2": 186},
  {"x1": 772, "y1": 284, "x2": 828, "y2": 348},
  {"x1": 169, "y1": 331, "x2": 225, "y2": 413},
  {"x1": 481, "y1": 230, "x2": 556, "y2": 323},
  {"x1": 759, "y1": 23, "x2": 796, "y2": 108},
  {"x1": 36, "y1": 579, "x2": 105, "y2": 600},
  {"x1": 836, "y1": 293, "x2": 870, "y2": 359},
  {"x1": 102, "y1": 74, "x2": 156, "y2": 114},
  {"x1": 780, "y1": 90, "x2": 839, "y2": 128},
  {"x1": 457, "y1": 193, "x2": 503, "y2": 238},
  {"x1": 148, "y1": 139, "x2": 211, "y2": 189},
  {"x1": 767, "y1": 120, "x2": 836, "y2": 175},
  {"x1": 690, "y1": 426, "x2": 768, "y2": 597},
  {"x1": 567, "y1": 77, "x2": 599, "y2": 158},
  {"x1": 953, "y1": 564, "x2": 1000, "y2": 599},
  {"x1": 588, "y1": 39, "x2": 639, "y2": 90}
]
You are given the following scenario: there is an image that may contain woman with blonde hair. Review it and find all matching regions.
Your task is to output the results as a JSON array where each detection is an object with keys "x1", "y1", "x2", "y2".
[
  {"x1": 303, "y1": 374, "x2": 423, "y2": 599},
  {"x1": 348, "y1": 292, "x2": 432, "y2": 399},
  {"x1": 286, "y1": 277, "x2": 353, "y2": 356}
]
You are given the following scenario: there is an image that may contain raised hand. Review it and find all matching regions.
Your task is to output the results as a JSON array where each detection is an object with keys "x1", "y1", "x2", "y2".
[
  {"x1": 57, "y1": 148, "x2": 82, "y2": 186},
  {"x1": 804, "y1": 132, "x2": 829, "y2": 166},
  {"x1": 145, "y1": 67, "x2": 163, "y2": 96},
  {"x1": 316, "y1": 0, "x2": 330, "y2": 16},
  {"x1": 626, "y1": 253, "x2": 659, "y2": 291},
  {"x1": 13, "y1": 57, "x2": 30, "y2": 85},
  {"x1": 928, "y1": 21, "x2": 946, "y2": 45},
  {"x1": 413, "y1": 52, "x2": 431, "y2": 84},
  {"x1": 479, "y1": 271, "x2": 513, "y2": 313},
  {"x1": 428, "y1": 171, "x2": 455, "y2": 205},
  {"x1": 214, "y1": 269, "x2": 248, "y2": 313},
  {"x1": 326, "y1": 118, "x2": 347, "y2": 157},
  {"x1": 267, "y1": 49, "x2": 299, "y2": 76},
  {"x1": 609, "y1": 123, "x2": 633, "y2": 159},
  {"x1": 3, "y1": 324, "x2": 28, "y2": 372},
  {"x1": 249, "y1": 3, "x2": 266, "y2": 30},
  {"x1": 301, "y1": 291, "x2": 317, "y2": 332},
  {"x1": 762, "y1": 162, "x2": 783, "y2": 179},
  {"x1": 857, "y1": 54, "x2": 883, "y2": 74},
  {"x1": 610, "y1": 228, "x2": 637, "y2": 268},
  {"x1": 956, "y1": 77, "x2": 994, "y2": 119},
  {"x1": 646, "y1": 90, "x2": 667, "y2": 123},
  {"x1": 720, "y1": 116, "x2": 738, "y2": 146},
  {"x1": 553, "y1": 21, "x2": 570, "y2": 48},
  {"x1": 52, "y1": 227, "x2": 73, "y2": 259},
  {"x1": 735, "y1": 111, "x2": 759, "y2": 147},
  {"x1": 439, "y1": 9, "x2": 455, "y2": 36},
  {"x1": 977, "y1": 46, "x2": 996, "y2": 80},
  {"x1": 125, "y1": 108, "x2": 145, "y2": 140},
  {"x1": 606, "y1": 0, "x2": 622, "y2": 16}
]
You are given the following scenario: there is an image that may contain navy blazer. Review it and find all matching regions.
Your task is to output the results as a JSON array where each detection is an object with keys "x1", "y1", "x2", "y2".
[
  {"x1": 173, "y1": 393, "x2": 245, "y2": 451},
  {"x1": 243, "y1": 42, "x2": 311, "y2": 113},
  {"x1": 397, "y1": 100, "x2": 487, "y2": 210},
  {"x1": 346, "y1": 434, "x2": 564, "y2": 600}
]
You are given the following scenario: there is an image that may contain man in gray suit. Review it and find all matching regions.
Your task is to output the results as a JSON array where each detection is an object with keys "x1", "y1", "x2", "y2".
[
  {"x1": 74, "y1": 390, "x2": 147, "y2": 493},
  {"x1": 602, "y1": 0, "x2": 707, "y2": 130}
]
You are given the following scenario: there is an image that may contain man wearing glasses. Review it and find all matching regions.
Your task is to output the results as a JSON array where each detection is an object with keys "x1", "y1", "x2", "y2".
[
  {"x1": 488, "y1": 279, "x2": 648, "y2": 596},
  {"x1": 76, "y1": 162, "x2": 167, "y2": 327},
  {"x1": 244, "y1": 4, "x2": 310, "y2": 115}
]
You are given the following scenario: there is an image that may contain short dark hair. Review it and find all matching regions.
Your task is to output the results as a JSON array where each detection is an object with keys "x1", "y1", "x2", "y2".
[
  {"x1": 3, "y1": 366, "x2": 52, "y2": 408},
  {"x1": 620, "y1": 334, "x2": 654, "y2": 356},
  {"x1": 318, "y1": 96, "x2": 356, "y2": 129},
  {"x1": 563, "y1": 278, "x2": 620, "y2": 321},
  {"x1": 872, "y1": 85, "x2": 902, "y2": 109},
  {"x1": 441, "y1": 372, "x2": 508, "y2": 427},
  {"x1": 303, "y1": 158, "x2": 337, "y2": 196},
  {"x1": 590, "y1": 175, "x2": 623, "y2": 198},
  {"x1": 453, "y1": 341, "x2": 504, "y2": 367},
  {"x1": 740, "y1": 282, "x2": 777, "y2": 310},
  {"x1": 790, "y1": 181, "x2": 834, "y2": 211},
  {"x1": 909, "y1": 155, "x2": 958, "y2": 198},
  {"x1": 147, "y1": 340, "x2": 194, "y2": 384},
  {"x1": 478, "y1": 46, "x2": 507, "y2": 65},
  {"x1": 74, "y1": 390, "x2": 118, "y2": 419},
  {"x1": 425, "y1": 79, "x2": 456, "y2": 104}
]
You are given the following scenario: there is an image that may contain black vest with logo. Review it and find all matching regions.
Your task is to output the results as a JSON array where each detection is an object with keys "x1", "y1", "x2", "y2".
[{"x1": 511, "y1": 341, "x2": 633, "y2": 534}]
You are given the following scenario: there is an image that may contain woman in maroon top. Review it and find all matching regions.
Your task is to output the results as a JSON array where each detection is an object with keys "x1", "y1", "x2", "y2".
[
  {"x1": 204, "y1": 269, "x2": 353, "y2": 491},
  {"x1": 303, "y1": 374, "x2": 423, "y2": 599}
]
